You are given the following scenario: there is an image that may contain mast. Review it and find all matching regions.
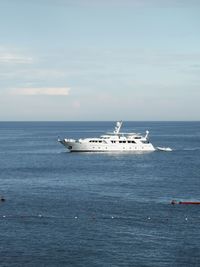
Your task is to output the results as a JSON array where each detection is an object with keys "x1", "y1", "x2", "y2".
[{"x1": 114, "y1": 121, "x2": 123, "y2": 134}]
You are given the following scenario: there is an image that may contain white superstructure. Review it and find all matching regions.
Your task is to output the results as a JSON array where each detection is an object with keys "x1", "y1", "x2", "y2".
[{"x1": 58, "y1": 121, "x2": 156, "y2": 152}]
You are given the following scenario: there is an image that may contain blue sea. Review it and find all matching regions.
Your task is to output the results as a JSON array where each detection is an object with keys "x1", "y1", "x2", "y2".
[{"x1": 0, "y1": 121, "x2": 200, "y2": 267}]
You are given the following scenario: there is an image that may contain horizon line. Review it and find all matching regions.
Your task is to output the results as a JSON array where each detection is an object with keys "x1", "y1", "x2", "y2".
[{"x1": 0, "y1": 120, "x2": 199, "y2": 123}]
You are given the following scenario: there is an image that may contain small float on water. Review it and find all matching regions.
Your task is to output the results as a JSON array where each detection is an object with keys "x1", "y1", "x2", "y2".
[
  {"x1": 171, "y1": 200, "x2": 200, "y2": 205},
  {"x1": 0, "y1": 196, "x2": 5, "y2": 202}
]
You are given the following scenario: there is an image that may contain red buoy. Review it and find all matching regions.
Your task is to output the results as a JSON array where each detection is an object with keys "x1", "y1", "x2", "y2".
[
  {"x1": 171, "y1": 200, "x2": 200, "y2": 205},
  {"x1": 179, "y1": 201, "x2": 200, "y2": 205}
]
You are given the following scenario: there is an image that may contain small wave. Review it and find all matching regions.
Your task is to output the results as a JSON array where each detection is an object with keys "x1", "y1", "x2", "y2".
[
  {"x1": 181, "y1": 147, "x2": 200, "y2": 151},
  {"x1": 156, "y1": 147, "x2": 173, "y2": 152},
  {"x1": 162, "y1": 147, "x2": 200, "y2": 152}
]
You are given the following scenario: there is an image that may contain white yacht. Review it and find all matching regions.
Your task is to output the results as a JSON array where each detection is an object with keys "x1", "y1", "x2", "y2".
[{"x1": 58, "y1": 121, "x2": 156, "y2": 152}]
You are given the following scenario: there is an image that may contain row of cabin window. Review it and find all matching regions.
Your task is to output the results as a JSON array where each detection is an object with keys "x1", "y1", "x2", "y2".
[
  {"x1": 89, "y1": 140, "x2": 103, "y2": 143},
  {"x1": 117, "y1": 140, "x2": 149, "y2": 144},
  {"x1": 89, "y1": 140, "x2": 137, "y2": 144},
  {"x1": 118, "y1": 140, "x2": 136, "y2": 144}
]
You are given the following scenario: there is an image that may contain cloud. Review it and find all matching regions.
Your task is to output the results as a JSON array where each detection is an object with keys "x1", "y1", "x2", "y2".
[
  {"x1": 46, "y1": 0, "x2": 200, "y2": 8},
  {"x1": 0, "y1": 46, "x2": 33, "y2": 64},
  {"x1": 0, "y1": 53, "x2": 33, "y2": 64},
  {"x1": 72, "y1": 100, "x2": 81, "y2": 109},
  {"x1": 9, "y1": 87, "x2": 71, "y2": 96}
]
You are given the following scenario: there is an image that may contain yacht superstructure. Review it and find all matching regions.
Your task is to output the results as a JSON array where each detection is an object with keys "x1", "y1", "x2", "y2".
[{"x1": 58, "y1": 121, "x2": 156, "y2": 152}]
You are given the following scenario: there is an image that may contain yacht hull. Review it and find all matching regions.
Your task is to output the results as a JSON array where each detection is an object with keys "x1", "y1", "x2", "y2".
[{"x1": 58, "y1": 139, "x2": 156, "y2": 152}]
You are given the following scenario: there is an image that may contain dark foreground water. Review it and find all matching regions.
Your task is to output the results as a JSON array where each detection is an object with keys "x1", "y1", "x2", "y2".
[{"x1": 0, "y1": 121, "x2": 200, "y2": 267}]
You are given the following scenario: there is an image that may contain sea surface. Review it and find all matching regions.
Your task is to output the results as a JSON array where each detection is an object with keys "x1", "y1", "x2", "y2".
[{"x1": 0, "y1": 121, "x2": 200, "y2": 267}]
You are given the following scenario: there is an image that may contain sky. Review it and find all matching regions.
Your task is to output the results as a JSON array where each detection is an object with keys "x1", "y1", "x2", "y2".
[{"x1": 0, "y1": 0, "x2": 200, "y2": 121}]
